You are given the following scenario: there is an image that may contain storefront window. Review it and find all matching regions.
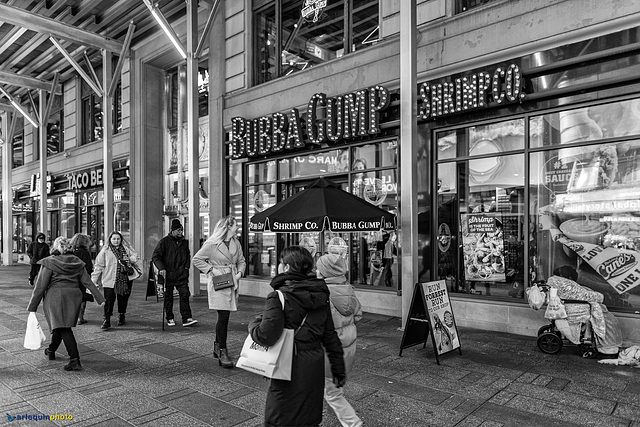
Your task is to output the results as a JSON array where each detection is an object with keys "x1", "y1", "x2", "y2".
[
  {"x1": 247, "y1": 184, "x2": 277, "y2": 276},
  {"x1": 253, "y1": 0, "x2": 379, "y2": 85},
  {"x1": 279, "y1": 150, "x2": 348, "y2": 179},
  {"x1": 530, "y1": 98, "x2": 640, "y2": 148},
  {"x1": 436, "y1": 118, "x2": 525, "y2": 160},
  {"x1": 530, "y1": 140, "x2": 640, "y2": 310},
  {"x1": 249, "y1": 160, "x2": 277, "y2": 183},
  {"x1": 435, "y1": 126, "x2": 526, "y2": 298}
]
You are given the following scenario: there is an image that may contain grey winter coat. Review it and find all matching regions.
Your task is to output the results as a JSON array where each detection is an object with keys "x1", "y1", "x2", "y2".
[
  {"x1": 27, "y1": 254, "x2": 105, "y2": 330},
  {"x1": 324, "y1": 276, "x2": 362, "y2": 376},
  {"x1": 192, "y1": 238, "x2": 246, "y2": 311}
]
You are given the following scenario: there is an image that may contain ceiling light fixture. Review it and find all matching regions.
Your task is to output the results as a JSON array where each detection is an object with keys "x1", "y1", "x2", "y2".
[
  {"x1": 143, "y1": 0, "x2": 187, "y2": 60},
  {"x1": 0, "y1": 87, "x2": 39, "y2": 128}
]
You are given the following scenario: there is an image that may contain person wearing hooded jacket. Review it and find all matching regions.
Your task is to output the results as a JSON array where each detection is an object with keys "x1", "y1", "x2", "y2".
[
  {"x1": 152, "y1": 219, "x2": 197, "y2": 327},
  {"x1": 27, "y1": 236, "x2": 105, "y2": 371},
  {"x1": 27, "y1": 232, "x2": 50, "y2": 286},
  {"x1": 249, "y1": 246, "x2": 345, "y2": 427},
  {"x1": 316, "y1": 253, "x2": 363, "y2": 427}
]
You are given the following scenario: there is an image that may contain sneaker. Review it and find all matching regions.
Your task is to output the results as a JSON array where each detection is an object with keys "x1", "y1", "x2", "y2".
[
  {"x1": 183, "y1": 318, "x2": 198, "y2": 327},
  {"x1": 167, "y1": 319, "x2": 176, "y2": 326}
]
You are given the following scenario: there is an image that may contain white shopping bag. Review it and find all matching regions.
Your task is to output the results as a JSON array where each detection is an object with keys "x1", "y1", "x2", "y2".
[
  {"x1": 24, "y1": 312, "x2": 47, "y2": 350},
  {"x1": 236, "y1": 290, "x2": 295, "y2": 380}
]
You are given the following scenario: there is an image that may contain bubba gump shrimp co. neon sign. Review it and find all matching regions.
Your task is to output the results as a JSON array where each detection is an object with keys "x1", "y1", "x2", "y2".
[
  {"x1": 229, "y1": 86, "x2": 390, "y2": 160},
  {"x1": 419, "y1": 63, "x2": 525, "y2": 119}
]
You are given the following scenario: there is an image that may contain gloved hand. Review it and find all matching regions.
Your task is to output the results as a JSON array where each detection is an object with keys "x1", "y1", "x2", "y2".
[{"x1": 333, "y1": 374, "x2": 346, "y2": 388}]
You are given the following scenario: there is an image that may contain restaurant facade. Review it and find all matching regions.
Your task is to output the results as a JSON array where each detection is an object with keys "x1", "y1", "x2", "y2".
[{"x1": 2, "y1": 0, "x2": 639, "y2": 343}]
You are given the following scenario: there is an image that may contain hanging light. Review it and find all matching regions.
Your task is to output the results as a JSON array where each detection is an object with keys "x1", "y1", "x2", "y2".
[
  {"x1": 143, "y1": 0, "x2": 187, "y2": 60},
  {"x1": 0, "y1": 87, "x2": 38, "y2": 128}
]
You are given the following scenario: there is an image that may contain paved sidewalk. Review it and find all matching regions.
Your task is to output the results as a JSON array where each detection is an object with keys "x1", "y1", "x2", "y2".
[{"x1": 1, "y1": 264, "x2": 640, "y2": 427}]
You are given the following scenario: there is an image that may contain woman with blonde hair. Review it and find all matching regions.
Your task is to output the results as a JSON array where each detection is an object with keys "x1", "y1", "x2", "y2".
[
  {"x1": 27, "y1": 236, "x2": 105, "y2": 371},
  {"x1": 92, "y1": 231, "x2": 140, "y2": 330},
  {"x1": 70, "y1": 233, "x2": 93, "y2": 324},
  {"x1": 193, "y1": 215, "x2": 246, "y2": 368}
]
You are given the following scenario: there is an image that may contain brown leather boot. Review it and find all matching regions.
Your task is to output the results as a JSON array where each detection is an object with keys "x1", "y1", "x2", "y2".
[{"x1": 219, "y1": 348, "x2": 234, "y2": 369}]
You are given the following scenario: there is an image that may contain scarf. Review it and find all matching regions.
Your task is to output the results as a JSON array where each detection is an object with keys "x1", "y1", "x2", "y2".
[{"x1": 110, "y1": 244, "x2": 130, "y2": 296}]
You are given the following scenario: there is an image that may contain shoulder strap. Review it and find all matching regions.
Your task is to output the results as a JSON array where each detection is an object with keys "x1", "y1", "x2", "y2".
[{"x1": 276, "y1": 290, "x2": 307, "y2": 334}]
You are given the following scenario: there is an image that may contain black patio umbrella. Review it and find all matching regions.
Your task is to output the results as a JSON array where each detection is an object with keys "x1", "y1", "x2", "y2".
[{"x1": 249, "y1": 178, "x2": 396, "y2": 233}]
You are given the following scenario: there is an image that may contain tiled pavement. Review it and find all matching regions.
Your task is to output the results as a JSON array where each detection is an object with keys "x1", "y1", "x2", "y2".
[{"x1": 1, "y1": 264, "x2": 640, "y2": 427}]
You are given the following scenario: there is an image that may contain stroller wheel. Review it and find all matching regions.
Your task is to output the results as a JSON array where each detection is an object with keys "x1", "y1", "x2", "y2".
[
  {"x1": 537, "y1": 332, "x2": 563, "y2": 354},
  {"x1": 537, "y1": 325, "x2": 552, "y2": 336}
]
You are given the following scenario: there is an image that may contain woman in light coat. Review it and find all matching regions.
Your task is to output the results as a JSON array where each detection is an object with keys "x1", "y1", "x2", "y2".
[
  {"x1": 316, "y1": 253, "x2": 363, "y2": 427},
  {"x1": 193, "y1": 215, "x2": 246, "y2": 368},
  {"x1": 91, "y1": 231, "x2": 140, "y2": 330},
  {"x1": 27, "y1": 236, "x2": 105, "y2": 371}
]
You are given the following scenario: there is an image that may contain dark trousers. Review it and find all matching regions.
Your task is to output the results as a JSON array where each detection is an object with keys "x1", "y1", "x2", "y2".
[
  {"x1": 48, "y1": 328, "x2": 79, "y2": 360},
  {"x1": 164, "y1": 283, "x2": 192, "y2": 322},
  {"x1": 216, "y1": 310, "x2": 230, "y2": 348},
  {"x1": 382, "y1": 258, "x2": 393, "y2": 287},
  {"x1": 103, "y1": 281, "x2": 133, "y2": 317},
  {"x1": 29, "y1": 264, "x2": 41, "y2": 285}
]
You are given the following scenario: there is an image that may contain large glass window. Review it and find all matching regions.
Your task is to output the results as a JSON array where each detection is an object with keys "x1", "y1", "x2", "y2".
[
  {"x1": 530, "y1": 139, "x2": 640, "y2": 310},
  {"x1": 253, "y1": 0, "x2": 379, "y2": 85},
  {"x1": 12, "y1": 127, "x2": 24, "y2": 168},
  {"x1": 242, "y1": 140, "x2": 398, "y2": 290}
]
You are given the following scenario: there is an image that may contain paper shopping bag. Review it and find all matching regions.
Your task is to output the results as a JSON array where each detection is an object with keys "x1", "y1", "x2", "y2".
[
  {"x1": 236, "y1": 328, "x2": 295, "y2": 380},
  {"x1": 24, "y1": 312, "x2": 47, "y2": 350}
]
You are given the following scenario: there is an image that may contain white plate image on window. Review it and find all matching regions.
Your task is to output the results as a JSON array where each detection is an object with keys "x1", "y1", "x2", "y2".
[{"x1": 469, "y1": 138, "x2": 503, "y2": 184}]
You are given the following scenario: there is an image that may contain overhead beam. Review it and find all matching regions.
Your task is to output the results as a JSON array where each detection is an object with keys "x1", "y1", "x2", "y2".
[
  {"x1": 0, "y1": 70, "x2": 61, "y2": 94},
  {"x1": 43, "y1": 72, "x2": 59, "y2": 121},
  {"x1": 108, "y1": 21, "x2": 135, "y2": 97},
  {"x1": 0, "y1": 86, "x2": 39, "y2": 128},
  {"x1": 50, "y1": 36, "x2": 103, "y2": 96},
  {"x1": 0, "y1": 2, "x2": 122, "y2": 52},
  {"x1": 83, "y1": 50, "x2": 103, "y2": 93},
  {"x1": 0, "y1": 100, "x2": 12, "y2": 112},
  {"x1": 195, "y1": 0, "x2": 220, "y2": 59}
]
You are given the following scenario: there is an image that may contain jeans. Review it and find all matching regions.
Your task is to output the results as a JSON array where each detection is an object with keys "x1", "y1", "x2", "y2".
[
  {"x1": 216, "y1": 310, "x2": 230, "y2": 348},
  {"x1": 103, "y1": 281, "x2": 133, "y2": 317},
  {"x1": 164, "y1": 283, "x2": 192, "y2": 322},
  {"x1": 48, "y1": 328, "x2": 79, "y2": 360},
  {"x1": 324, "y1": 377, "x2": 362, "y2": 427}
]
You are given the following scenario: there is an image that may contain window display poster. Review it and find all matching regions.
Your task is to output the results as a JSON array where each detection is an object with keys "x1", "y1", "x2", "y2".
[
  {"x1": 422, "y1": 281, "x2": 460, "y2": 355},
  {"x1": 461, "y1": 213, "x2": 506, "y2": 282}
]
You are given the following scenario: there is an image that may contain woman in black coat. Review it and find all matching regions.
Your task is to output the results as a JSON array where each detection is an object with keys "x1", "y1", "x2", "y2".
[
  {"x1": 27, "y1": 232, "x2": 50, "y2": 286},
  {"x1": 249, "y1": 246, "x2": 345, "y2": 427},
  {"x1": 71, "y1": 233, "x2": 94, "y2": 324}
]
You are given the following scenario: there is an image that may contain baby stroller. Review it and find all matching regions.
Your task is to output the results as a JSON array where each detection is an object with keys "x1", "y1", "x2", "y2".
[{"x1": 534, "y1": 282, "x2": 597, "y2": 358}]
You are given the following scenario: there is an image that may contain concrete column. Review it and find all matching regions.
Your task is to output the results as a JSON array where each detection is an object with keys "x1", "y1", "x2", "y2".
[
  {"x1": 38, "y1": 90, "x2": 48, "y2": 238},
  {"x1": 208, "y1": 0, "x2": 225, "y2": 226},
  {"x1": 186, "y1": 0, "x2": 200, "y2": 295},
  {"x1": 1, "y1": 112, "x2": 12, "y2": 265},
  {"x1": 399, "y1": 0, "x2": 418, "y2": 329}
]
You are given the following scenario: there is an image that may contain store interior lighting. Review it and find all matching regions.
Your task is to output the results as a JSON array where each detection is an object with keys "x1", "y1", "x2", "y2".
[
  {"x1": 143, "y1": 0, "x2": 187, "y2": 60},
  {"x1": 0, "y1": 86, "x2": 39, "y2": 128}
]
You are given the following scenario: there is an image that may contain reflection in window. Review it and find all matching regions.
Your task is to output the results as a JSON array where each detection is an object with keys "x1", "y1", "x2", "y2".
[
  {"x1": 254, "y1": 0, "x2": 379, "y2": 85},
  {"x1": 531, "y1": 98, "x2": 640, "y2": 148},
  {"x1": 530, "y1": 141, "x2": 640, "y2": 311}
]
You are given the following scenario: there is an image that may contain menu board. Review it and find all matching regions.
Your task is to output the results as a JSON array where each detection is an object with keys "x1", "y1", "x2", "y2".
[
  {"x1": 461, "y1": 213, "x2": 506, "y2": 282},
  {"x1": 399, "y1": 281, "x2": 461, "y2": 364},
  {"x1": 422, "y1": 281, "x2": 460, "y2": 355}
]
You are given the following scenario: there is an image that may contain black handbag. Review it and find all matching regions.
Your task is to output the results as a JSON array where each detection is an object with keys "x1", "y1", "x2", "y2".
[{"x1": 211, "y1": 273, "x2": 234, "y2": 291}]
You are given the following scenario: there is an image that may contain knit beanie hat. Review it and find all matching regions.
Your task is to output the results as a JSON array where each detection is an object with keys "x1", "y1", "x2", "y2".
[
  {"x1": 316, "y1": 253, "x2": 347, "y2": 279},
  {"x1": 171, "y1": 218, "x2": 183, "y2": 231}
]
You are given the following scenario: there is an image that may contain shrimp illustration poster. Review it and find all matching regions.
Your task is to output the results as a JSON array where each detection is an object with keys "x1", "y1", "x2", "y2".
[
  {"x1": 461, "y1": 213, "x2": 506, "y2": 282},
  {"x1": 422, "y1": 281, "x2": 461, "y2": 355}
]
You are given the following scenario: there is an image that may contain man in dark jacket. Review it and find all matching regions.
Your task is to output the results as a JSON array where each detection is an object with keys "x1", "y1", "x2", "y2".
[
  {"x1": 27, "y1": 232, "x2": 50, "y2": 286},
  {"x1": 151, "y1": 219, "x2": 197, "y2": 327}
]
